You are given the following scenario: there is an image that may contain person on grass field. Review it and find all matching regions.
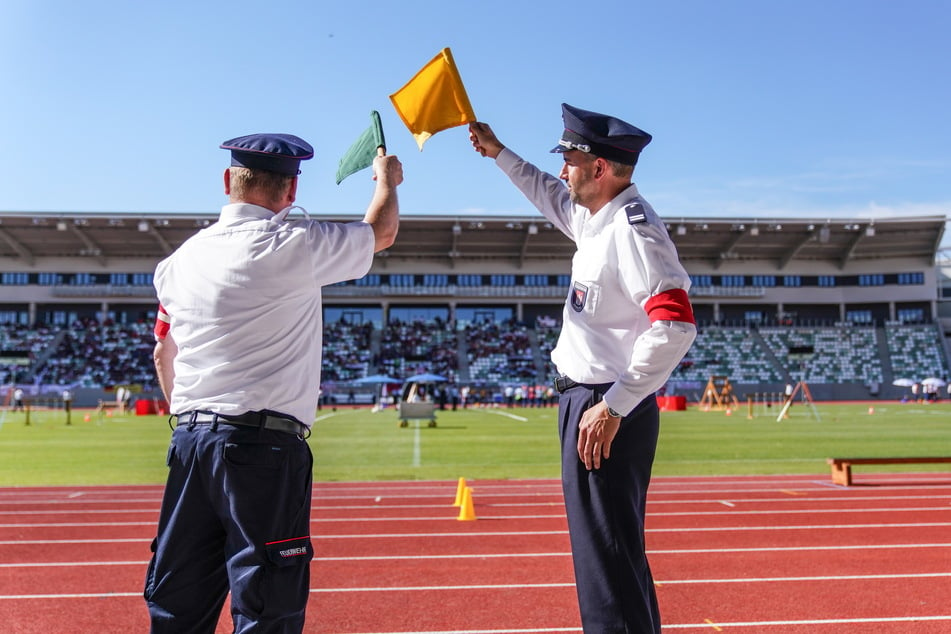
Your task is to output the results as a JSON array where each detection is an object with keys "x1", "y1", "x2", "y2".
[
  {"x1": 469, "y1": 104, "x2": 696, "y2": 633},
  {"x1": 145, "y1": 133, "x2": 402, "y2": 632}
]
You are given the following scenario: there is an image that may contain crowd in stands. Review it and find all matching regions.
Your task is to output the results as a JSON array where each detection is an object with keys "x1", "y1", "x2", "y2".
[
  {"x1": 377, "y1": 317, "x2": 458, "y2": 381},
  {"x1": 321, "y1": 320, "x2": 374, "y2": 383},
  {"x1": 3, "y1": 318, "x2": 156, "y2": 389},
  {"x1": 0, "y1": 323, "x2": 58, "y2": 384},
  {"x1": 2, "y1": 318, "x2": 950, "y2": 400},
  {"x1": 465, "y1": 318, "x2": 536, "y2": 384}
]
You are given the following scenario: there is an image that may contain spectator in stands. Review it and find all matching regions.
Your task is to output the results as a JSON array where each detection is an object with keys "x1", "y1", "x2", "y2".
[
  {"x1": 145, "y1": 133, "x2": 402, "y2": 632},
  {"x1": 470, "y1": 105, "x2": 696, "y2": 633},
  {"x1": 62, "y1": 388, "x2": 72, "y2": 424},
  {"x1": 12, "y1": 387, "x2": 25, "y2": 411}
]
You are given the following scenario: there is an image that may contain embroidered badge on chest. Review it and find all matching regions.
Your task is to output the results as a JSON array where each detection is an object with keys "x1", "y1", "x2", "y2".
[{"x1": 570, "y1": 282, "x2": 589, "y2": 312}]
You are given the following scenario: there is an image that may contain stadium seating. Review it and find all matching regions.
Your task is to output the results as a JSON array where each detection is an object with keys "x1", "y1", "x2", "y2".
[
  {"x1": 758, "y1": 326, "x2": 883, "y2": 384},
  {"x1": 378, "y1": 318, "x2": 458, "y2": 382},
  {"x1": 2, "y1": 320, "x2": 949, "y2": 402},
  {"x1": 676, "y1": 328, "x2": 782, "y2": 383},
  {"x1": 885, "y1": 323, "x2": 950, "y2": 383},
  {"x1": 321, "y1": 320, "x2": 374, "y2": 383},
  {"x1": 465, "y1": 319, "x2": 536, "y2": 384}
]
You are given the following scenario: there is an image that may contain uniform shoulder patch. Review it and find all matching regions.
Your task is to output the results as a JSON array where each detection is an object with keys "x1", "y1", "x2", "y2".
[{"x1": 624, "y1": 203, "x2": 647, "y2": 225}]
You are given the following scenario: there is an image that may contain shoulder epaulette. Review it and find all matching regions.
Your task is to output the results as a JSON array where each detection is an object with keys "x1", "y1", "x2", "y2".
[{"x1": 624, "y1": 203, "x2": 647, "y2": 225}]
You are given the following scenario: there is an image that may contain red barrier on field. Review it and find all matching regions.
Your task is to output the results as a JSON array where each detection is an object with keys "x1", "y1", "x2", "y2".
[
  {"x1": 658, "y1": 395, "x2": 686, "y2": 411},
  {"x1": 135, "y1": 399, "x2": 168, "y2": 415}
]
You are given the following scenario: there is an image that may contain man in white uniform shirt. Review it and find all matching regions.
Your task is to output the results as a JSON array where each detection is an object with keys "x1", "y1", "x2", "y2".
[
  {"x1": 470, "y1": 105, "x2": 696, "y2": 633},
  {"x1": 145, "y1": 133, "x2": 402, "y2": 632}
]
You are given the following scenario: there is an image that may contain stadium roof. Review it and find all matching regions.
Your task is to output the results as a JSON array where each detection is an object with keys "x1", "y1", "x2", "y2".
[{"x1": 0, "y1": 210, "x2": 945, "y2": 269}]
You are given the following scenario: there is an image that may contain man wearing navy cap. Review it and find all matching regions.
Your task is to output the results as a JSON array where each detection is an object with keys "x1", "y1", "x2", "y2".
[
  {"x1": 470, "y1": 106, "x2": 696, "y2": 633},
  {"x1": 145, "y1": 133, "x2": 402, "y2": 632}
]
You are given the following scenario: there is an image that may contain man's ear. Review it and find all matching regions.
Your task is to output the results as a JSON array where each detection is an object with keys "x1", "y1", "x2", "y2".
[
  {"x1": 286, "y1": 176, "x2": 298, "y2": 205},
  {"x1": 594, "y1": 158, "x2": 605, "y2": 179},
  {"x1": 223, "y1": 168, "x2": 232, "y2": 195}
]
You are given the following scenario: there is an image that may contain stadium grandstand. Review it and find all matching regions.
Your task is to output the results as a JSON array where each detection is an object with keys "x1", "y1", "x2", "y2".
[{"x1": 1, "y1": 210, "x2": 950, "y2": 409}]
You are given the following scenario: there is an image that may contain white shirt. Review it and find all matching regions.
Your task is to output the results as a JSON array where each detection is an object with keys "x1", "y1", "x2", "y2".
[
  {"x1": 154, "y1": 203, "x2": 375, "y2": 426},
  {"x1": 496, "y1": 149, "x2": 696, "y2": 415}
]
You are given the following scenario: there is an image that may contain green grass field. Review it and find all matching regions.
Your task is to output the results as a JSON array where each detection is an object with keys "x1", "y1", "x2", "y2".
[{"x1": 1, "y1": 401, "x2": 949, "y2": 486}]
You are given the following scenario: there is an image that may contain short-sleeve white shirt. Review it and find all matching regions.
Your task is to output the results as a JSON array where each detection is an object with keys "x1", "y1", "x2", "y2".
[{"x1": 154, "y1": 203, "x2": 375, "y2": 425}]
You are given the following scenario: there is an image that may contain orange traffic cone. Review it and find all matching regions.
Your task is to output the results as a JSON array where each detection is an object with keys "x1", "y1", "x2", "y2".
[
  {"x1": 452, "y1": 477, "x2": 467, "y2": 507},
  {"x1": 456, "y1": 487, "x2": 476, "y2": 521}
]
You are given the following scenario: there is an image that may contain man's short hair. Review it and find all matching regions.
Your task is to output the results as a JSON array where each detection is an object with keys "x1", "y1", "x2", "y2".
[
  {"x1": 229, "y1": 167, "x2": 294, "y2": 205},
  {"x1": 605, "y1": 158, "x2": 634, "y2": 179}
]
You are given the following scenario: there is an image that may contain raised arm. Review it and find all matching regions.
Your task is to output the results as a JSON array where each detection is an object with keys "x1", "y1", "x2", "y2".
[{"x1": 364, "y1": 154, "x2": 403, "y2": 252}]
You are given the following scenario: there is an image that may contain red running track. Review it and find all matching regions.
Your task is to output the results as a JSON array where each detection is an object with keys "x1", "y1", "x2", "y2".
[{"x1": 1, "y1": 473, "x2": 950, "y2": 633}]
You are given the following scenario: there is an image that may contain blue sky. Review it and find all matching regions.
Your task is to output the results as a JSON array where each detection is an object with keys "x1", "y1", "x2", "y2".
[{"x1": 1, "y1": 0, "x2": 948, "y2": 232}]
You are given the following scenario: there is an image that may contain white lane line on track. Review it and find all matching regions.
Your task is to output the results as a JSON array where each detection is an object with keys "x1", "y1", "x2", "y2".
[
  {"x1": 662, "y1": 616, "x2": 951, "y2": 630},
  {"x1": 2, "y1": 542, "x2": 949, "y2": 557},
  {"x1": 1, "y1": 491, "x2": 948, "y2": 509},
  {"x1": 650, "y1": 542, "x2": 951, "y2": 554},
  {"x1": 649, "y1": 493, "x2": 951, "y2": 504},
  {"x1": 5, "y1": 518, "x2": 951, "y2": 532},
  {"x1": 0, "y1": 538, "x2": 149, "y2": 545},
  {"x1": 0, "y1": 497, "x2": 163, "y2": 505},
  {"x1": 3, "y1": 494, "x2": 948, "y2": 512},
  {"x1": 484, "y1": 410, "x2": 528, "y2": 422},
  {"x1": 654, "y1": 572, "x2": 951, "y2": 585},
  {"x1": 315, "y1": 542, "x2": 951, "y2": 560},
  {"x1": 3, "y1": 498, "x2": 948, "y2": 517},
  {"x1": 310, "y1": 522, "x2": 951, "y2": 538},
  {"x1": 0, "y1": 560, "x2": 147, "y2": 568},
  {"x1": 309, "y1": 583, "x2": 576, "y2": 593},
  {"x1": 0, "y1": 521, "x2": 153, "y2": 528},
  {"x1": 298, "y1": 572, "x2": 951, "y2": 592},
  {"x1": 648, "y1": 521, "x2": 951, "y2": 533},
  {"x1": 0, "y1": 592, "x2": 142, "y2": 600},
  {"x1": 4, "y1": 543, "x2": 951, "y2": 565},
  {"x1": 652, "y1": 505, "x2": 951, "y2": 517},
  {"x1": 0, "y1": 509, "x2": 159, "y2": 516}
]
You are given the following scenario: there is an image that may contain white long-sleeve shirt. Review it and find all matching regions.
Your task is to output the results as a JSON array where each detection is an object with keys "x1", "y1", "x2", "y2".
[{"x1": 497, "y1": 148, "x2": 697, "y2": 415}]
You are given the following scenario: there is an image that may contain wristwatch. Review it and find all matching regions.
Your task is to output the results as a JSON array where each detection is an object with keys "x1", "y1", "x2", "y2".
[{"x1": 607, "y1": 406, "x2": 622, "y2": 418}]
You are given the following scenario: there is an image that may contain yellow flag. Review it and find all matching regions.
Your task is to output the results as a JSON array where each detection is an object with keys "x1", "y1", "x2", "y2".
[{"x1": 390, "y1": 47, "x2": 476, "y2": 150}]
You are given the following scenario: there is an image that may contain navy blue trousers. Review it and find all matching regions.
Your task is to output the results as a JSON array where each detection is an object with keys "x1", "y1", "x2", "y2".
[
  {"x1": 559, "y1": 386, "x2": 661, "y2": 634},
  {"x1": 144, "y1": 422, "x2": 313, "y2": 633}
]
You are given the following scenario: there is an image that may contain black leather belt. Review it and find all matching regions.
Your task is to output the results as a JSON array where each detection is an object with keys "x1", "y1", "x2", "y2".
[
  {"x1": 177, "y1": 410, "x2": 307, "y2": 437},
  {"x1": 553, "y1": 375, "x2": 580, "y2": 393}
]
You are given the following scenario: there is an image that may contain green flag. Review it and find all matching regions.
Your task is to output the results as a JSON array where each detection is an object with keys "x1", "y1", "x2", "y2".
[{"x1": 336, "y1": 111, "x2": 386, "y2": 184}]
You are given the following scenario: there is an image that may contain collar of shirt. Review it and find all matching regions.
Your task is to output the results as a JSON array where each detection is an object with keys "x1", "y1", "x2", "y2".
[
  {"x1": 579, "y1": 183, "x2": 641, "y2": 237},
  {"x1": 218, "y1": 203, "x2": 277, "y2": 224}
]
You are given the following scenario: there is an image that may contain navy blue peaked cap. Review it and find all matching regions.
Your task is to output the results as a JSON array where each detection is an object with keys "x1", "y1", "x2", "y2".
[
  {"x1": 550, "y1": 103, "x2": 651, "y2": 165},
  {"x1": 220, "y1": 133, "x2": 314, "y2": 175}
]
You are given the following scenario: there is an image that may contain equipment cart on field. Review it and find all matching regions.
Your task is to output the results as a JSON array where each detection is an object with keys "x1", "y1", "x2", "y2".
[{"x1": 397, "y1": 373, "x2": 448, "y2": 428}]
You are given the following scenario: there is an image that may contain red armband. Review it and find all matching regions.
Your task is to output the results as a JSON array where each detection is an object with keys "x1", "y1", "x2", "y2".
[
  {"x1": 644, "y1": 288, "x2": 695, "y2": 324},
  {"x1": 154, "y1": 304, "x2": 171, "y2": 340}
]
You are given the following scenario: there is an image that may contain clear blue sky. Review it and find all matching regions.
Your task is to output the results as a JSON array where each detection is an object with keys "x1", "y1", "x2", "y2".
[{"x1": 1, "y1": 0, "x2": 948, "y2": 231}]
